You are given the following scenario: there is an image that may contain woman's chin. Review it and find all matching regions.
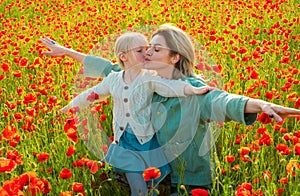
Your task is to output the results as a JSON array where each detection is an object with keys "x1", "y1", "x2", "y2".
[{"x1": 144, "y1": 61, "x2": 170, "y2": 70}]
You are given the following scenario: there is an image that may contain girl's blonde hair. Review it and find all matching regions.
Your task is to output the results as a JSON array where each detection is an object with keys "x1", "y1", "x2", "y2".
[
  {"x1": 152, "y1": 24, "x2": 195, "y2": 78},
  {"x1": 114, "y1": 32, "x2": 147, "y2": 69}
]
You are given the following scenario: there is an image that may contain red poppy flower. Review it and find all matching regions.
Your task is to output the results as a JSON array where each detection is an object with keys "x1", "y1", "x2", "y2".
[
  {"x1": 19, "y1": 172, "x2": 37, "y2": 186},
  {"x1": 60, "y1": 191, "x2": 73, "y2": 196},
  {"x1": 295, "y1": 98, "x2": 300, "y2": 108},
  {"x1": 237, "y1": 182, "x2": 253, "y2": 194},
  {"x1": 257, "y1": 113, "x2": 273, "y2": 124},
  {"x1": 240, "y1": 147, "x2": 250, "y2": 155},
  {"x1": 13, "y1": 70, "x2": 22, "y2": 78},
  {"x1": 86, "y1": 91, "x2": 99, "y2": 102},
  {"x1": 250, "y1": 70, "x2": 259, "y2": 79},
  {"x1": 2, "y1": 125, "x2": 17, "y2": 140},
  {"x1": 64, "y1": 116, "x2": 78, "y2": 132},
  {"x1": 142, "y1": 167, "x2": 161, "y2": 182},
  {"x1": 66, "y1": 128, "x2": 78, "y2": 143},
  {"x1": 1, "y1": 62, "x2": 10, "y2": 72},
  {"x1": 278, "y1": 177, "x2": 288, "y2": 184},
  {"x1": 86, "y1": 160, "x2": 98, "y2": 174},
  {"x1": 72, "y1": 159, "x2": 85, "y2": 167},
  {"x1": 258, "y1": 132, "x2": 273, "y2": 146},
  {"x1": 191, "y1": 188, "x2": 209, "y2": 196},
  {"x1": 225, "y1": 155, "x2": 235, "y2": 163},
  {"x1": 5, "y1": 100, "x2": 16, "y2": 110},
  {"x1": 265, "y1": 91, "x2": 273, "y2": 100},
  {"x1": 0, "y1": 158, "x2": 17, "y2": 172},
  {"x1": 36, "y1": 153, "x2": 50, "y2": 163},
  {"x1": 66, "y1": 145, "x2": 76, "y2": 157},
  {"x1": 23, "y1": 93, "x2": 37, "y2": 105},
  {"x1": 100, "y1": 114, "x2": 107, "y2": 121},
  {"x1": 59, "y1": 168, "x2": 72, "y2": 179},
  {"x1": 14, "y1": 113, "x2": 24, "y2": 120},
  {"x1": 0, "y1": 187, "x2": 9, "y2": 196},
  {"x1": 294, "y1": 143, "x2": 300, "y2": 156},
  {"x1": 20, "y1": 57, "x2": 28, "y2": 67},
  {"x1": 25, "y1": 107, "x2": 36, "y2": 116},
  {"x1": 6, "y1": 150, "x2": 23, "y2": 165},
  {"x1": 238, "y1": 46, "x2": 248, "y2": 54},
  {"x1": 72, "y1": 182, "x2": 84, "y2": 193},
  {"x1": 278, "y1": 187, "x2": 285, "y2": 196}
]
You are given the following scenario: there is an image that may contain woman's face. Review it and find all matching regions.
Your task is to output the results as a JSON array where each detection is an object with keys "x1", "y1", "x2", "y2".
[{"x1": 144, "y1": 35, "x2": 174, "y2": 70}]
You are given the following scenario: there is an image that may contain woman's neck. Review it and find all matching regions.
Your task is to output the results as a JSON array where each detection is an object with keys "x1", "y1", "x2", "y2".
[{"x1": 155, "y1": 66, "x2": 174, "y2": 79}]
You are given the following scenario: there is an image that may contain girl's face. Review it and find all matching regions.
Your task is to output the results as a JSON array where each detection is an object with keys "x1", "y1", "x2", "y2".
[
  {"x1": 144, "y1": 35, "x2": 174, "y2": 70},
  {"x1": 125, "y1": 39, "x2": 147, "y2": 68}
]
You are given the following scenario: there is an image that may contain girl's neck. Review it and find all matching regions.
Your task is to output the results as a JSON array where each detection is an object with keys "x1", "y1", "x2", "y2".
[{"x1": 123, "y1": 66, "x2": 142, "y2": 84}]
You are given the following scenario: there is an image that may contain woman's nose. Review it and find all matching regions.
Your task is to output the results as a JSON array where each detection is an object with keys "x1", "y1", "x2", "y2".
[{"x1": 146, "y1": 48, "x2": 152, "y2": 56}]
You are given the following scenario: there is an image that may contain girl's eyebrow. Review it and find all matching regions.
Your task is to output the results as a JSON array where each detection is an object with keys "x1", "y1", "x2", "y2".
[{"x1": 148, "y1": 43, "x2": 163, "y2": 46}]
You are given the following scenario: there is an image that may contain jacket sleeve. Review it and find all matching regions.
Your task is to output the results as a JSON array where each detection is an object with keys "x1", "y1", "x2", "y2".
[
  {"x1": 68, "y1": 76, "x2": 111, "y2": 111},
  {"x1": 148, "y1": 73, "x2": 188, "y2": 98},
  {"x1": 198, "y1": 89, "x2": 257, "y2": 125},
  {"x1": 83, "y1": 55, "x2": 122, "y2": 78},
  {"x1": 186, "y1": 77, "x2": 257, "y2": 125}
]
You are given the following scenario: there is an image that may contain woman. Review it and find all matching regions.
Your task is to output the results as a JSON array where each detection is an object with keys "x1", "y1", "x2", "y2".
[{"x1": 41, "y1": 24, "x2": 300, "y2": 195}]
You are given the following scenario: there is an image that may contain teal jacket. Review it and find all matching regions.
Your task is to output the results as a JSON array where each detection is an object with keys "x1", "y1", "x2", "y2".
[{"x1": 83, "y1": 56, "x2": 257, "y2": 187}]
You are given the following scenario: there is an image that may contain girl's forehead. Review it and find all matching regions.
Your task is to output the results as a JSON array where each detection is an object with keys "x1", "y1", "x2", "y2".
[{"x1": 132, "y1": 39, "x2": 147, "y2": 47}]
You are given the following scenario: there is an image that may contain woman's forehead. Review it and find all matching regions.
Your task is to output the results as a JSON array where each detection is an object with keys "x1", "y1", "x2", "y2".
[{"x1": 149, "y1": 35, "x2": 166, "y2": 45}]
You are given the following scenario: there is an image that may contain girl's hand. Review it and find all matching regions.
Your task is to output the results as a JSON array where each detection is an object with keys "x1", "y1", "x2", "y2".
[
  {"x1": 193, "y1": 86, "x2": 216, "y2": 95},
  {"x1": 40, "y1": 37, "x2": 67, "y2": 56}
]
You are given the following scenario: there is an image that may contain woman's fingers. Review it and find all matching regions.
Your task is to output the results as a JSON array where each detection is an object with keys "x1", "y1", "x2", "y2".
[
  {"x1": 269, "y1": 105, "x2": 300, "y2": 122},
  {"x1": 40, "y1": 37, "x2": 66, "y2": 56}
]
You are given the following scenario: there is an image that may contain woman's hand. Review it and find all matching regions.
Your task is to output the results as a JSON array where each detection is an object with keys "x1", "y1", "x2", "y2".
[
  {"x1": 40, "y1": 37, "x2": 68, "y2": 56},
  {"x1": 261, "y1": 103, "x2": 300, "y2": 122},
  {"x1": 40, "y1": 37, "x2": 86, "y2": 63},
  {"x1": 245, "y1": 99, "x2": 300, "y2": 122}
]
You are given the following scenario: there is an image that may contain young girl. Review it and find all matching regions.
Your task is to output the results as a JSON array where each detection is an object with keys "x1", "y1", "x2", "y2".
[{"x1": 60, "y1": 32, "x2": 214, "y2": 196}]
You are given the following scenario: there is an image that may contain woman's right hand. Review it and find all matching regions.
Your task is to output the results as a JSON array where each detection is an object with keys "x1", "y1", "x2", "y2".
[
  {"x1": 40, "y1": 37, "x2": 86, "y2": 64},
  {"x1": 40, "y1": 37, "x2": 67, "y2": 57}
]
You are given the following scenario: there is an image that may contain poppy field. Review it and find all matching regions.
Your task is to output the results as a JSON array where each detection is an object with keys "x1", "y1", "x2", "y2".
[{"x1": 1, "y1": 0, "x2": 300, "y2": 195}]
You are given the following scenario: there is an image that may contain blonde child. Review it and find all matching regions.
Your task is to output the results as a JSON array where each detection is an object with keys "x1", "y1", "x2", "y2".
[{"x1": 60, "y1": 32, "x2": 214, "y2": 196}]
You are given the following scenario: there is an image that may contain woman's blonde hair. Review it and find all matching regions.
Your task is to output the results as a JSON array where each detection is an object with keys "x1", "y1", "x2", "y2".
[
  {"x1": 114, "y1": 32, "x2": 147, "y2": 69},
  {"x1": 152, "y1": 24, "x2": 195, "y2": 78}
]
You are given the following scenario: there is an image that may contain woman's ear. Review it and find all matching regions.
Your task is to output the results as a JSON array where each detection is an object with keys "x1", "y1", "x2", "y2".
[{"x1": 171, "y1": 54, "x2": 180, "y2": 64}]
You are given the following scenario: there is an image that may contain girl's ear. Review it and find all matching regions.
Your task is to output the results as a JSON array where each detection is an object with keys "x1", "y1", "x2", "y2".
[
  {"x1": 119, "y1": 52, "x2": 127, "y2": 62},
  {"x1": 171, "y1": 54, "x2": 180, "y2": 65}
]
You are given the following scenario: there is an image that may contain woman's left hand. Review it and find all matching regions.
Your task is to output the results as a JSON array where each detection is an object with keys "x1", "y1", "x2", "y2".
[{"x1": 262, "y1": 103, "x2": 300, "y2": 122}]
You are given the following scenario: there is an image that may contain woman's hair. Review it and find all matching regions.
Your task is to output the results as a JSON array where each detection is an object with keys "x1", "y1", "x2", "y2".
[
  {"x1": 114, "y1": 32, "x2": 147, "y2": 69},
  {"x1": 151, "y1": 24, "x2": 196, "y2": 78}
]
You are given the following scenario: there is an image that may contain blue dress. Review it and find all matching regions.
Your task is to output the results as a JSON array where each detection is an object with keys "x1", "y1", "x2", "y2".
[{"x1": 105, "y1": 124, "x2": 171, "y2": 182}]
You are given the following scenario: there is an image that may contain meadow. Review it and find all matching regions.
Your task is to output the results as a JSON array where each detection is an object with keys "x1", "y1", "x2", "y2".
[{"x1": 0, "y1": 0, "x2": 299, "y2": 195}]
